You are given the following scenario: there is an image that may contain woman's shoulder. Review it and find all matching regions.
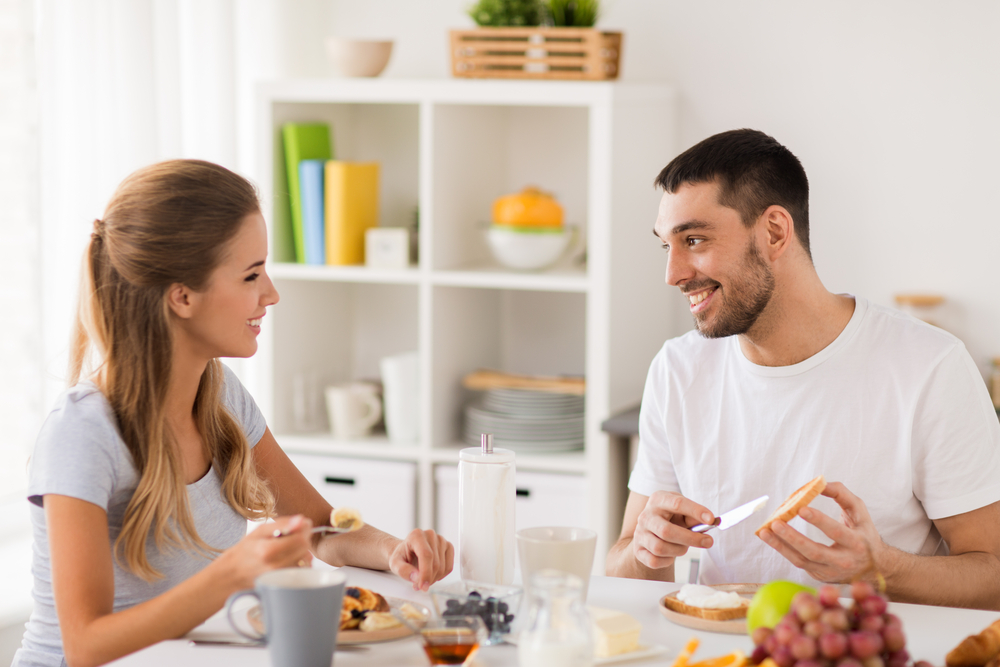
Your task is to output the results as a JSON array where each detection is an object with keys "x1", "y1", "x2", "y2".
[{"x1": 29, "y1": 381, "x2": 130, "y2": 508}]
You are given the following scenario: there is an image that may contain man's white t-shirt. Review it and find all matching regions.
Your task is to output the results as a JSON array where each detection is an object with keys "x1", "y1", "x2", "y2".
[{"x1": 628, "y1": 296, "x2": 1000, "y2": 587}]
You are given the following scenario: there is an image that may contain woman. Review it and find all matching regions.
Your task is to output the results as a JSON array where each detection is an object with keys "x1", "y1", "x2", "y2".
[{"x1": 14, "y1": 160, "x2": 454, "y2": 667}]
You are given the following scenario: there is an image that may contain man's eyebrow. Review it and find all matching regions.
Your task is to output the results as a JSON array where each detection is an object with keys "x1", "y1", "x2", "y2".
[
  {"x1": 651, "y1": 220, "x2": 715, "y2": 239},
  {"x1": 244, "y1": 259, "x2": 265, "y2": 271}
]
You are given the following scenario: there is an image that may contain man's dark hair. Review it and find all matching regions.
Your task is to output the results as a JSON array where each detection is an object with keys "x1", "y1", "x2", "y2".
[{"x1": 655, "y1": 129, "x2": 811, "y2": 258}]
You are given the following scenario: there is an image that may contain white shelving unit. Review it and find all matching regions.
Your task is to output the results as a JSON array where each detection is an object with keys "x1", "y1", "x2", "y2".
[{"x1": 247, "y1": 78, "x2": 676, "y2": 570}]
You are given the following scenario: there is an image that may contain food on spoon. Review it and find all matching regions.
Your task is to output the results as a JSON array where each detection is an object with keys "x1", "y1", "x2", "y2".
[
  {"x1": 589, "y1": 606, "x2": 641, "y2": 658},
  {"x1": 663, "y1": 584, "x2": 751, "y2": 621},
  {"x1": 330, "y1": 506, "x2": 364, "y2": 532},
  {"x1": 339, "y1": 585, "x2": 390, "y2": 630},
  {"x1": 755, "y1": 475, "x2": 826, "y2": 537},
  {"x1": 946, "y1": 618, "x2": 1000, "y2": 667}
]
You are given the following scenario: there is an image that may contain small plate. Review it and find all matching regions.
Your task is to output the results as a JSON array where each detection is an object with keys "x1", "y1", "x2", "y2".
[
  {"x1": 595, "y1": 644, "x2": 669, "y2": 665},
  {"x1": 658, "y1": 583, "x2": 761, "y2": 635},
  {"x1": 505, "y1": 634, "x2": 667, "y2": 664},
  {"x1": 248, "y1": 595, "x2": 429, "y2": 645}
]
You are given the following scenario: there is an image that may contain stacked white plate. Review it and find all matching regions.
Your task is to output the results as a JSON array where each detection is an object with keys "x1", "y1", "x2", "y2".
[{"x1": 464, "y1": 388, "x2": 585, "y2": 452}]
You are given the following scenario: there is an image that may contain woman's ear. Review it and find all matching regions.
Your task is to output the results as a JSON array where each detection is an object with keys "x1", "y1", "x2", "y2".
[{"x1": 165, "y1": 283, "x2": 196, "y2": 319}]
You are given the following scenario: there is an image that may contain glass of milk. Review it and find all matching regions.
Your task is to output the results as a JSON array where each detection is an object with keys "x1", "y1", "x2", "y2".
[{"x1": 518, "y1": 570, "x2": 593, "y2": 667}]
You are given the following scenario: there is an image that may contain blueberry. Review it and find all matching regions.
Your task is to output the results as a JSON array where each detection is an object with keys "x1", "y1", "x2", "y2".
[
  {"x1": 345, "y1": 587, "x2": 361, "y2": 599},
  {"x1": 498, "y1": 602, "x2": 508, "y2": 614},
  {"x1": 468, "y1": 591, "x2": 482, "y2": 600},
  {"x1": 445, "y1": 599, "x2": 461, "y2": 612}
]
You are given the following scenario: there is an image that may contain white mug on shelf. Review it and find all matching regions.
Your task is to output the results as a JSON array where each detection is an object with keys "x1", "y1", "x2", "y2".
[
  {"x1": 380, "y1": 351, "x2": 419, "y2": 443},
  {"x1": 324, "y1": 382, "x2": 382, "y2": 439}
]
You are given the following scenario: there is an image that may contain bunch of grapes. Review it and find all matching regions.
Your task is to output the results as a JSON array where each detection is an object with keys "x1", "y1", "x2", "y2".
[
  {"x1": 443, "y1": 591, "x2": 515, "y2": 635},
  {"x1": 750, "y1": 582, "x2": 932, "y2": 667}
]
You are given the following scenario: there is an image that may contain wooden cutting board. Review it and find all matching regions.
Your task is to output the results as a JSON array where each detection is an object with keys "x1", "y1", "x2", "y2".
[{"x1": 462, "y1": 369, "x2": 585, "y2": 395}]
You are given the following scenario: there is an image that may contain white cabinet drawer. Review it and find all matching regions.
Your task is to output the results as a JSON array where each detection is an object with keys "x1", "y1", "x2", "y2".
[
  {"x1": 287, "y1": 453, "x2": 416, "y2": 540},
  {"x1": 434, "y1": 465, "x2": 589, "y2": 547}
]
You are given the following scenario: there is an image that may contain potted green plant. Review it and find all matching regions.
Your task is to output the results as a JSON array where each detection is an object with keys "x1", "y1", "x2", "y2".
[{"x1": 453, "y1": 0, "x2": 620, "y2": 81}]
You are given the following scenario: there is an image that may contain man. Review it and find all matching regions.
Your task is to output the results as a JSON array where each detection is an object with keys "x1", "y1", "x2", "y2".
[{"x1": 605, "y1": 129, "x2": 1000, "y2": 609}]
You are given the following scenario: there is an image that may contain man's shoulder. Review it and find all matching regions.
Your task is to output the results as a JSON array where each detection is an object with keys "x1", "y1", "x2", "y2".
[{"x1": 858, "y1": 299, "x2": 963, "y2": 358}]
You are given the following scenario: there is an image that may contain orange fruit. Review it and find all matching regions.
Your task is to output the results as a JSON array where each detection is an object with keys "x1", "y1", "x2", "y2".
[
  {"x1": 671, "y1": 637, "x2": 700, "y2": 667},
  {"x1": 492, "y1": 186, "x2": 564, "y2": 229},
  {"x1": 688, "y1": 651, "x2": 747, "y2": 667}
]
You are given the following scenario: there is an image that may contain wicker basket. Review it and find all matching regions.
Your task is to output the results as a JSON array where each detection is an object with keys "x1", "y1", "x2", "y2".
[{"x1": 450, "y1": 27, "x2": 622, "y2": 81}]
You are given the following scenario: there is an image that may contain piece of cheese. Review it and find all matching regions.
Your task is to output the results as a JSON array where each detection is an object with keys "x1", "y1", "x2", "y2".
[{"x1": 589, "y1": 606, "x2": 641, "y2": 658}]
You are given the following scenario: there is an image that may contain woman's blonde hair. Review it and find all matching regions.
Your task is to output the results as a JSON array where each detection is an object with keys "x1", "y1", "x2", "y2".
[{"x1": 70, "y1": 159, "x2": 276, "y2": 580}]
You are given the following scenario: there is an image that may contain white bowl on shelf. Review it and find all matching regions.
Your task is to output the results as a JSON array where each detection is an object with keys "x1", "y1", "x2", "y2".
[
  {"x1": 486, "y1": 225, "x2": 573, "y2": 271},
  {"x1": 325, "y1": 38, "x2": 394, "y2": 77}
]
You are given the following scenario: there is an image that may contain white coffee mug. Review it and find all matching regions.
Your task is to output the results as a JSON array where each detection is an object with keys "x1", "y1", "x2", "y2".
[
  {"x1": 380, "y1": 351, "x2": 419, "y2": 443},
  {"x1": 517, "y1": 526, "x2": 597, "y2": 601},
  {"x1": 324, "y1": 382, "x2": 381, "y2": 439}
]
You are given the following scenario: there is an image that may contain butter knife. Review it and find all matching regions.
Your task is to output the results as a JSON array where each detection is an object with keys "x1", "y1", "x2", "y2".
[{"x1": 690, "y1": 495, "x2": 769, "y2": 533}]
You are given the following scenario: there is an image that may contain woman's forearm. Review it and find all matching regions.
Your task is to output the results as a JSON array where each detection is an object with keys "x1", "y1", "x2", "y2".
[
  {"x1": 313, "y1": 524, "x2": 399, "y2": 571},
  {"x1": 62, "y1": 556, "x2": 241, "y2": 667}
]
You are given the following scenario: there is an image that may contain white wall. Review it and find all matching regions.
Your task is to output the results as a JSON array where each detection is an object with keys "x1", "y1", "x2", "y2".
[{"x1": 324, "y1": 0, "x2": 1000, "y2": 378}]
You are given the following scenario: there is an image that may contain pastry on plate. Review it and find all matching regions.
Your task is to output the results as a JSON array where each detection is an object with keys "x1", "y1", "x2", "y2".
[
  {"x1": 339, "y1": 585, "x2": 390, "y2": 630},
  {"x1": 756, "y1": 475, "x2": 826, "y2": 537},
  {"x1": 947, "y1": 619, "x2": 1000, "y2": 667}
]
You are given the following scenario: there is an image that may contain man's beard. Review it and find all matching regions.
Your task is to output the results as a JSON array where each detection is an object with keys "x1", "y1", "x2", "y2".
[{"x1": 692, "y1": 239, "x2": 775, "y2": 339}]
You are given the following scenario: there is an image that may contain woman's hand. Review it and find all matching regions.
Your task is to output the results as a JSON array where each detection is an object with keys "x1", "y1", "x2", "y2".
[
  {"x1": 218, "y1": 515, "x2": 314, "y2": 589},
  {"x1": 387, "y1": 529, "x2": 454, "y2": 592}
]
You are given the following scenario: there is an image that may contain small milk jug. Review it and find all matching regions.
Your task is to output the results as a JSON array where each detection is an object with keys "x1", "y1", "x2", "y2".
[{"x1": 518, "y1": 569, "x2": 594, "y2": 667}]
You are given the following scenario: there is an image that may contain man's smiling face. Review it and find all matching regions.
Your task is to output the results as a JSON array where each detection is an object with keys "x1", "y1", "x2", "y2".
[{"x1": 654, "y1": 180, "x2": 775, "y2": 339}]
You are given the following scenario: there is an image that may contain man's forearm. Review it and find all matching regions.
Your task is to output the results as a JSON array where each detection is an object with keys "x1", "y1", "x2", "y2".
[
  {"x1": 880, "y1": 547, "x2": 1000, "y2": 610},
  {"x1": 606, "y1": 536, "x2": 675, "y2": 582}
]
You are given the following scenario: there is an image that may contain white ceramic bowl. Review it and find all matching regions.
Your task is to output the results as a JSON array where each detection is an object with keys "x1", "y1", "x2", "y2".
[
  {"x1": 325, "y1": 39, "x2": 394, "y2": 77},
  {"x1": 486, "y1": 226, "x2": 572, "y2": 271}
]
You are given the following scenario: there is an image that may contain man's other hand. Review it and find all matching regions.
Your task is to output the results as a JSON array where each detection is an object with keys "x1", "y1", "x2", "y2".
[{"x1": 757, "y1": 481, "x2": 884, "y2": 583}]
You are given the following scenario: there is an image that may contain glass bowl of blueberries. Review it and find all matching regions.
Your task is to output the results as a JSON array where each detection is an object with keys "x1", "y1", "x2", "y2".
[{"x1": 427, "y1": 580, "x2": 522, "y2": 645}]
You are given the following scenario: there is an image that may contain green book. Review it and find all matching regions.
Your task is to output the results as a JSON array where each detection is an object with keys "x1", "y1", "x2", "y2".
[{"x1": 281, "y1": 123, "x2": 333, "y2": 263}]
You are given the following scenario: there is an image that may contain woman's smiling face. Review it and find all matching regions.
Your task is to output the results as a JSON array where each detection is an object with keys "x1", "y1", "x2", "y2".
[{"x1": 175, "y1": 211, "x2": 279, "y2": 360}]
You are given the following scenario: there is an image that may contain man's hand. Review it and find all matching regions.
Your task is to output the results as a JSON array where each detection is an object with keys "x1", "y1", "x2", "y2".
[
  {"x1": 388, "y1": 529, "x2": 455, "y2": 592},
  {"x1": 758, "y1": 481, "x2": 885, "y2": 583},
  {"x1": 631, "y1": 491, "x2": 716, "y2": 571}
]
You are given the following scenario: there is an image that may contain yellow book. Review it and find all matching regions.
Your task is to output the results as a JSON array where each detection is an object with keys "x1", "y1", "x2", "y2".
[{"x1": 325, "y1": 161, "x2": 379, "y2": 265}]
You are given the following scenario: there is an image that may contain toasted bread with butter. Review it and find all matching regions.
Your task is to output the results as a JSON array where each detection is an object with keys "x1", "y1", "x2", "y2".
[
  {"x1": 755, "y1": 475, "x2": 826, "y2": 537},
  {"x1": 661, "y1": 593, "x2": 750, "y2": 621}
]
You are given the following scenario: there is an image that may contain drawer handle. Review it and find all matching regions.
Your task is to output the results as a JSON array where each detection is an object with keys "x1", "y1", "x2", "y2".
[
  {"x1": 516, "y1": 488, "x2": 530, "y2": 497},
  {"x1": 324, "y1": 476, "x2": 356, "y2": 486}
]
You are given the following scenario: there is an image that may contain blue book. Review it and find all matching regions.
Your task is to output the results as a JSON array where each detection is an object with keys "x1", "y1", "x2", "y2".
[{"x1": 299, "y1": 159, "x2": 326, "y2": 265}]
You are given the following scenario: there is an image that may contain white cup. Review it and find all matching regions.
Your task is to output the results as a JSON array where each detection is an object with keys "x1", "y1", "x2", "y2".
[
  {"x1": 324, "y1": 382, "x2": 382, "y2": 439},
  {"x1": 517, "y1": 526, "x2": 598, "y2": 601},
  {"x1": 380, "y1": 351, "x2": 419, "y2": 443}
]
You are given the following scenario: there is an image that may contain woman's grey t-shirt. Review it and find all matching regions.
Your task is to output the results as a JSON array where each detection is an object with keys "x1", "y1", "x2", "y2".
[{"x1": 13, "y1": 364, "x2": 266, "y2": 667}]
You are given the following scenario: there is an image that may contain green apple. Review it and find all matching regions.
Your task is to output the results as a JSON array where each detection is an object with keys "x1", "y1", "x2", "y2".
[{"x1": 746, "y1": 581, "x2": 816, "y2": 635}]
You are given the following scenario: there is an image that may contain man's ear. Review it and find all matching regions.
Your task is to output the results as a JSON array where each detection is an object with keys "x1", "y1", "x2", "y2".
[
  {"x1": 165, "y1": 283, "x2": 196, "y2": 319},
  {"x1": 761, "y1": 205, "x2": 795, "y2": 261}
]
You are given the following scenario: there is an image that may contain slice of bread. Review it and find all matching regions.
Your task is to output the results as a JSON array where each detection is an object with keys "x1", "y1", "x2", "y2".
[
  {"x1": 755, "y1": 475, "x2": 826, "y2": 537},
  {"x1": 661, "y1": 594, "x2": 750, "y2": 621}
]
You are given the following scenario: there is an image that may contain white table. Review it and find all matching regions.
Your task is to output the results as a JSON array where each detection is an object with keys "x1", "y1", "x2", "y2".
[{"x1": 109, "y1": 566, "x2": 1000, "y2": 666}]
